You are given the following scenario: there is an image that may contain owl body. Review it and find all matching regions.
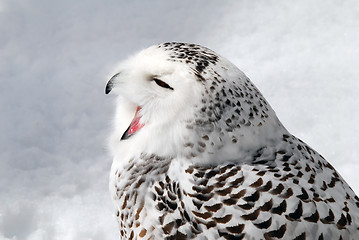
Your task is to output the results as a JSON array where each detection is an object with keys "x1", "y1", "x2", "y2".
[
  {"x1": 110, "y1": 135, "x2": 359, "y2": 239},
  {"x1": 107, "y1": 43, "x2": 359, "y2": 239}
]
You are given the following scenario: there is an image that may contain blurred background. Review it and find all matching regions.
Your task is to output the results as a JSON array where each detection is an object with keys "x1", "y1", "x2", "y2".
[{"x1": 0, "y1": 1, "x2": 358, "y2": 239}]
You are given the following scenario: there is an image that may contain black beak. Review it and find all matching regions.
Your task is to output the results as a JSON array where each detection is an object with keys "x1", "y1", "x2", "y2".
[
  {"x1": 105, "y1": 72, "x2": 120, "y2": 94},
  {"x1": 120, "y1": 125, "x2": 131, "y2": 140}
]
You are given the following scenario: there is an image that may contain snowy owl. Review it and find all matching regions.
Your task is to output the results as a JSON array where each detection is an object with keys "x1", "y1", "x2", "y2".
[{"x1": 106, "y1": 42, "x2": 359, "y2": 239}]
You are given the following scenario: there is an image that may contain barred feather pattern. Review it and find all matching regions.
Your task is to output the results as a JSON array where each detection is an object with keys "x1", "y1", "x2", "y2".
[{"x1": 111, "y1": 134, "x2": 359, "y2": 239}]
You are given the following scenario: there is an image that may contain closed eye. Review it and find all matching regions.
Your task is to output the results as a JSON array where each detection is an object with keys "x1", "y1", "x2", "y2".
[{"x1": 153, "y1": 78, "x2": 174, "y2": 90}]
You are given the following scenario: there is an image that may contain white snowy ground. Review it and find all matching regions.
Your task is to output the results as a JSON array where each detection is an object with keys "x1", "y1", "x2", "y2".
[{"x1": 0, "y1": 1, "x2": 358, "y2": 239}]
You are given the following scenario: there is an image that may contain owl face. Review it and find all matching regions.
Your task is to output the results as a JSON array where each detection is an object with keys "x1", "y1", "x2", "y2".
[{"x1": 106, "y1": 45, "x2": 204, "y2": 156}]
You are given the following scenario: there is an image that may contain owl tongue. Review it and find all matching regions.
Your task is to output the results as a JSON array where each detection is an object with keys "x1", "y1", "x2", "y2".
[
  {"x1": 121, "y1": 106, "x2": 144, "y2": 140},
  {"x1": 128, "y1": 106, "x2": 144, "y2": 135}
]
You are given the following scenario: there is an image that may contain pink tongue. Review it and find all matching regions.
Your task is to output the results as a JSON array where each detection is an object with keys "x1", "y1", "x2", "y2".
[{"x1": 128, "y1": 106, "x2": 144, "y2": 135}]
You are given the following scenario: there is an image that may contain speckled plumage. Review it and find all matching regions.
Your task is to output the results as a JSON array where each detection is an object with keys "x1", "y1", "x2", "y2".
[{"x1": 106, "y1": 42, "x2": 359, "y2": 239}]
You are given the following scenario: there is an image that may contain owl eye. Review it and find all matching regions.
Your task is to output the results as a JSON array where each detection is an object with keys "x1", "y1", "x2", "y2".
[{"x1": 153, "y1": 78, "x2": 174, "y2": 90}]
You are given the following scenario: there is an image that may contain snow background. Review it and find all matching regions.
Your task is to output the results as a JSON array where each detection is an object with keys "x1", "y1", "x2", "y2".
[{"x1": 0, "y1": 0, "x2": 358, "y2": 239}]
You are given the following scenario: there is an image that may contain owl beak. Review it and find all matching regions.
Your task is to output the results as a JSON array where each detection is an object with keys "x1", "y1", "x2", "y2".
[
  {"x1": 105, "y1": 72, "x2": 120, "y2": 94},
  {"x1": 121, "y1": 106, "x2": 144, "y2": 140}
]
